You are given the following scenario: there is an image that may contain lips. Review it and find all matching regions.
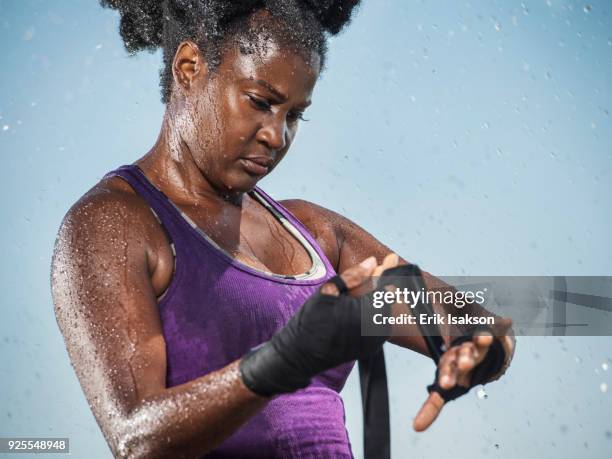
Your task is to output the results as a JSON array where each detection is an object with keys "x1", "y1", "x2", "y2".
[{"x1": 240, "y1": 156, "x2": 274, "y2": 176}]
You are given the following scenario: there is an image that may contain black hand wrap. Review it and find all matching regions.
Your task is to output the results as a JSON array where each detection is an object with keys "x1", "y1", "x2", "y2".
[
  {"x1": 427, "y1": 325, "x2": 507, "y2": 402},
  {"x1": 239, "y1": 272, "x2": 394, "y2": 397}
]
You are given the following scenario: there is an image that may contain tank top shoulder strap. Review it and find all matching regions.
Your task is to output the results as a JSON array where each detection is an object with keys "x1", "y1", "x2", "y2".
[
  {"x1": 102, "y1": 164, "x2": 186, "y2": 245},
  {"x1": 253, "y1": 187, "x2": 336, "y2": 276}
]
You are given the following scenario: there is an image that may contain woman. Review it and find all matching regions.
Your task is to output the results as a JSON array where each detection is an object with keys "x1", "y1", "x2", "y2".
[{"x1": 51, "y1": 1, "x2": 515, "y2": 457}]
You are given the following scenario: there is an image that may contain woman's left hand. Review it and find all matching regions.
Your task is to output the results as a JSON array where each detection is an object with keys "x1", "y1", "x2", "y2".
[
  {"x1": 412, "y1": 319, "x2": 515, "y2": 432},
  {"x1": 364, "y1": 253, "x2": 516, "y2": 432}
]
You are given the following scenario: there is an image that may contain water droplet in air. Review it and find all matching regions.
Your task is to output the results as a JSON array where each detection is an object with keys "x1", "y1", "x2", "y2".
[
  {"x1": 600, "y1": 382, "x2": 608, "y2": 393},
  {"x1": 602, "y1": 362, "x2": 609, "y2": 371},
  {"x1": 583, "y1": 5, "x2": 592, "y2": 13},
  {"x1": 23, "y1": 27, "x2": 35, "y2": 41},
  {"x1": 2, "y1": 125, "x2": 8, "y2": 131},
  {"x1": 476, "y1": 386, "x2": 488, "y2": 399},
  {"x1": 521, "y1": 3, "x2": 530, "y2": 15}
]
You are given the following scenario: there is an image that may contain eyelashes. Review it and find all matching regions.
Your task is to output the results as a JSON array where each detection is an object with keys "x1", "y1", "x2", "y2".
[
  {"x1": 247, "y1": 94, "x2": 272, "y2": 111},
  {"x1": 288, "y1": 111, "x2": 309, "y2": 123},
  {"x1": 246, "y1": 94, "x2": 309, "y2": 123}
]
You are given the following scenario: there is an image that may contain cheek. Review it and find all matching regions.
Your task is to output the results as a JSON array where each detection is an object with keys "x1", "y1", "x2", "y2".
[
  {"x1": 286, "y1": 126, "x2": 297, "y2": 144},
  {"x1": 216, "y1": 93, "x2": 258, "y2": 147},
  {"x1": 179, "y1": 93, "x2": 220, "y2": 154}
]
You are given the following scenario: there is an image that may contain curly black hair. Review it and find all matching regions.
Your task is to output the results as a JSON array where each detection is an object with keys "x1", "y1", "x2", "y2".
[{"x1": 100, "y1": 0, "x2": 361, "y2": 103}]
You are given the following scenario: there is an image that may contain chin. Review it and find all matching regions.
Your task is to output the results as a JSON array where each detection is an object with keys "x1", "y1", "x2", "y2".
[{"x1": 224, "y1": 174, "x2": 262, "y2": 193}]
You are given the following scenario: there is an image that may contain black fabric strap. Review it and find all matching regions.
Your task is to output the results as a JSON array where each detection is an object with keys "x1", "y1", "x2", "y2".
[
  {"x1": 426, "y1": 326, "x2": 506, "y2": 402},
  {"x1": 326, "y1": 275, "x2": 349, "y2": 294},
  {"x1": 359, "y1": 349, "x2": 390, "y2": 459},
  {"x1": 357, "y1": 265, "x2": 508, "y2": 457}
]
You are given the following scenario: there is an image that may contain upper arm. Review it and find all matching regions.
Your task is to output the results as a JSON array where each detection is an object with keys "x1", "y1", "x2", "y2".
[
  {"x1": 51, "y1": 188, "x2": 168, "y2": 444},
  {"x1": 280, "y1": 198, "x2": 401, "y2": 272}
]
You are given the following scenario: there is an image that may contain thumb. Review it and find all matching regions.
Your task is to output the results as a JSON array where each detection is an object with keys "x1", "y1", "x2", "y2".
[
  {"x1": 413, "y1": 391, "x2": 445, "y2": 432},
  {"x1": 322, "y1": 256, "x2": 377, "y2": 296}
]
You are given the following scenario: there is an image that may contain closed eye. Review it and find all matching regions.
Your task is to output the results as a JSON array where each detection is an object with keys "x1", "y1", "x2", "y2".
[
  {"x1": 288, "y1": 111, "x2": 309, "y2": 123},
  {"x1": 247, "y1": 94, "x2": 272, "y2": 112},
  {"x1": 247, "y1": 93, "x2": 309, "y2": 123}
]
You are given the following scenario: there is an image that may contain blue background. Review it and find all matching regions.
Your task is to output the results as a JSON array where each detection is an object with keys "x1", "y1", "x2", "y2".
[{"x1": 1, "y1": 0, "x2": 611, "y2": 457}]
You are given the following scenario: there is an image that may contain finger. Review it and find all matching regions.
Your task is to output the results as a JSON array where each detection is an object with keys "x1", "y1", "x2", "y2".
[
  {"x1": 370, "y1": 262, "x2": 385, "y2": 281},
  {"x1": 471, "y1": 329, "x2": 495, "y2": 362},
  {"x1": 496, "y1": 317, "x2": 514, "y2": 335},
  {"x1": 499, "y1": 334, "x2": 515, "y2": 357},
  {"x1": 473, "y1": 318, "x2": 513, "y2": 355},
  {"x1": 321, "y1": 256, "x2": 377, "y2": 296},
  {"x1": 413, "y1": 391, "x2": 445, "y2": 432},
  {"x1": 352, "y1": 254, "x2": 399, "y2": 297},
  {"x1": 457, "y1": 342, "x2": 477, "y2": 372},
  {"x1": 381, "y1": 252, "x2": 400, "y2": 270},
  {"x1": 341, "y1": 256, "x2": 378, "y2": 289},
  {"x1": 438, "y1": 348, "x2": 459, "y2": 389},
  {"x1": 372, "y1": 252, "x2": 400, "y2": 277},
  {"x1": 484, "y1": 316, "x2": 513, "y2": 338}
]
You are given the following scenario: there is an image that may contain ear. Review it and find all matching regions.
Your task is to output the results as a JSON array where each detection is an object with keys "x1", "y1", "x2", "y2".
[{"x1": 172, "y1": 41, "x2": 206, "y2": 94}]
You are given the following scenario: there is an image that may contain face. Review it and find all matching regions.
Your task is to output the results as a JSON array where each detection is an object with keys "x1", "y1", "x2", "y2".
[{"x1": 173, "y1": 38, "x2": 320, "y2": 194}]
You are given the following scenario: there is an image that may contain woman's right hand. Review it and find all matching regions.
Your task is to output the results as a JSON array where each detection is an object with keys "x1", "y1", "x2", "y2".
[{"x1": 239, "y1": 254, "x2": 399, "y2": 397}]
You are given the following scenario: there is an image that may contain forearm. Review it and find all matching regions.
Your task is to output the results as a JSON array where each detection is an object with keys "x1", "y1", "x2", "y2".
[
  {"x1": 389, "y1": 268, "x2": 502, "y2": 329},
  {"x1": 382, "y1": 269, "x2": 464, "y2": 356},
  {"x1": 109, "y1": 360, "x2": 268, "y2": 459}
]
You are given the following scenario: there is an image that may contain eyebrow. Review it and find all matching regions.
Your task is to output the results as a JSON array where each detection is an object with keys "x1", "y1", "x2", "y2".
[
  {"x1": 253, "y1": 78, "x2": 287, "y2": 101},
  {"x1": 247, "y1": 78, "x2": 312, "y2": 109}
]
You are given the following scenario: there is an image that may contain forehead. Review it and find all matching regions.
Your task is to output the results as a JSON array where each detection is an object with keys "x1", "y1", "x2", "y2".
[{"x1": 216, "y1": 43, "x2": 320, "y2": 99}]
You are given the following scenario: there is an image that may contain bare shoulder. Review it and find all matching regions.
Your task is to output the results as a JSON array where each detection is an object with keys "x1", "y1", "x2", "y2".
[
  {"x1": 280, "y1": 198, "x2": 396, "y2": 273},
  {"x1": 51, "y1": 175, "x2": 171, "y2": 292},
  {"x1": 279, "y1": 199, "x2": 340, "y2": 228},
  {"x1": 62, "y1": 176, "x2": 153, "y2": 229},
  {"x1": 279, "y1": 198, "x2": 365, "y2": 242},
  {"x1": 279, "y1": 199, "x2": 343, "y2": 271}
]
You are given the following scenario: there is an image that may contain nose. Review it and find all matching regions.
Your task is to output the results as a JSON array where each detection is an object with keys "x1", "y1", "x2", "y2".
[{"x1": 256, "y1": 113, "x2": 288, "y2": 151}]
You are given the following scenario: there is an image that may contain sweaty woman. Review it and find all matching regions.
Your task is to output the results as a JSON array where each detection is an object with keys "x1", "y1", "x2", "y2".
[{"x1": 51, "y1": 1, "x2": 515, "y2": 458}]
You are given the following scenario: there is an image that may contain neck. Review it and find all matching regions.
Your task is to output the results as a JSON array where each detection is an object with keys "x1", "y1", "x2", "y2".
[{"x1": 135, "y1": 110, "x2": 246, "y2": 207}]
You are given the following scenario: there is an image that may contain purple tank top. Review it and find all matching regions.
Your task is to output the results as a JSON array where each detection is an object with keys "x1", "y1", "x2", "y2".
[{"x1": 104, "y1": 164, "x2": 356, "y2": 458}]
